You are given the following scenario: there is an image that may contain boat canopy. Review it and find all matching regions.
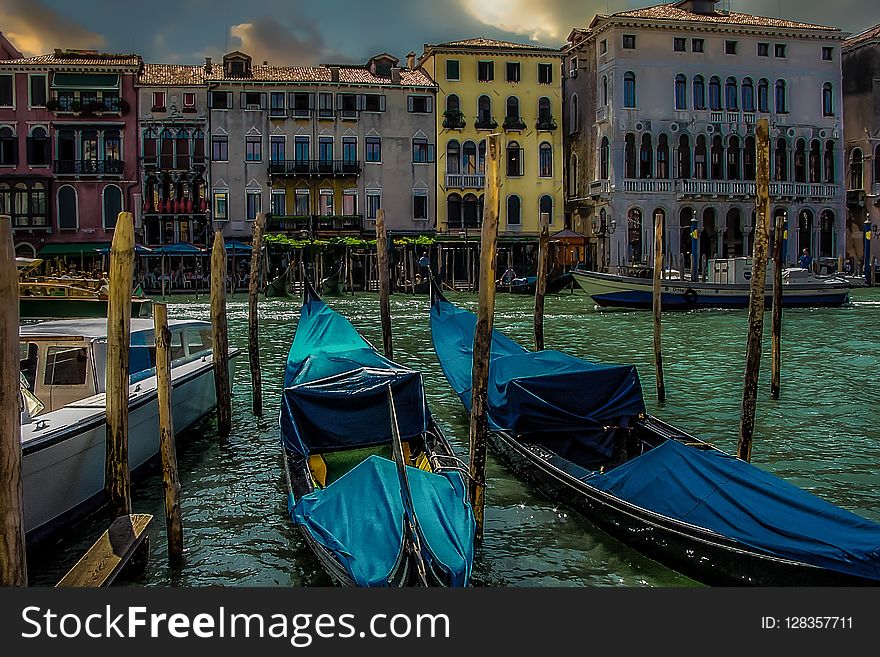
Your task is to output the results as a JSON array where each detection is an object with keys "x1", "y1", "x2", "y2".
[
  {"x1": 430, "y1": 293, "x2": 645, "y2": 461},
  {"x1": 588, "y1": 440, "x2": 880, "y2": 581},
  {"x1": 282, "y1": 294, "x2": 430, "y2": 458}
]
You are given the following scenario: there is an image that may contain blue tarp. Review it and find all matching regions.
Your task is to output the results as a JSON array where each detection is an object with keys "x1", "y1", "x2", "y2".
[
  {"x1": 290, "y1": 455, "x2": 474, "y2": 587},
  {"x1": 430, "y1": 294, "x2": 645, "y2": 461},
  {"x1": 281, "y1": 296, "x2": 430, "y2": 458},
  {"x1": 587, "y1": 440, "x2": 880, "y2": 581}
]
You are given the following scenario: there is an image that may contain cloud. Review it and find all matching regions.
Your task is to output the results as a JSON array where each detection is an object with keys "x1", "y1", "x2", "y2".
[
  {"x1": 456, "y1": 0, "x2": 605, "y2": 42},
  {"x1": 0, "y1": 0, "x2": 105, "y2": 56},
  {"x1": 228, "y1": 16, "x2": 346, "y2": 65}
]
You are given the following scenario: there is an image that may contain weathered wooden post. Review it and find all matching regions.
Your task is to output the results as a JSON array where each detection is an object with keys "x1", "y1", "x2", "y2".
[
  {"x1": 106, "y1": 212, "x2": 135, "y2": 519},
  {"x1": 210, "y1": 230, "x2": 232, "y2": 436},
  {"x1": 534, "y1": 212, "x2": 550, "y2": 351},
  {"x1": 248, "y1": 212, "x2": 265, "y2": 417},
  {"x1": 375, "y1": 209, "x2": 393, "y2": 360},
  {"x1": 653, "y1": 211, "x2": 666, "y2": 403},
  {"x1": 738, "y1": 119, "x2": 772, "y2": 462},
  {"x1": 153, "y1": 303, "x2": 184, "y2": 563},
  {"x1": 0, "y1": 215, "x2": 26, "y2": 586},
  {"x1": 469, "y1": 133, "x2": 501, "y2": 545},
  {"x1": 770, "y1": 210, "x2": 784, "y2": 400}
]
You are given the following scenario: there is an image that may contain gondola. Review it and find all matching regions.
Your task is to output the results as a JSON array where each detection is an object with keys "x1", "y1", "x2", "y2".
[
  {"x1": 497, "y1": 272, "x2": 575, "y2": 295},
  {"x1": 429, "y1": 284, "x2": 880, "y2": 586},
  {"x1": 320, "y1": 262, "x2": 345, "y2": 296},
  {"x1": 280, "y1": 281, "x2": 475, "y2": 587},
  {"x1": 266, "y1": 271, "x2": 290, "y2": 298}
]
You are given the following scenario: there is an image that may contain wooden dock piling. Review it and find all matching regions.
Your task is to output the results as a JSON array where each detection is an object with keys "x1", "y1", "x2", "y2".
[
  {"x1": 153, "y1": 303, "x2": 184, "y2": 563},
  {"x1": 738, "y1": 119, "x2": 772, "y2": 462},
  {"x1": 376, "y1": 209, "x2": 393, "y2": 360},
  {"x1": 105, "y1": 211, "x2": 135, "y2": 519},
  {"x1": 248, "y1": 212, "x2": 265, "y2": 417},
  {"x1": 653, "y1": 212, "x2": 666, "y2": 403},
  {"x1": 534, "y1": 212, "x2": 550, "y2": 351},
  {"x1": 0, "y1": 214, "x2": 26, "y2": 586},
  {"x1": 770, "y1": 210, "x2": 784, "y2": 400},
  {"x1": 210, "y1": 230, "x2": 232, "y2": 436},
  {"x1": 469, "y1": 134, "x2": 502, "y2": 545}
]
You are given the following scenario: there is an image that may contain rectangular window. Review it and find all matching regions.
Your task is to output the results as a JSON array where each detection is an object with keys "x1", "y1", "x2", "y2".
[
  {"x1": 212, "y1": 135, "x2": 228, "y2": 161},
  {"x1": 478, "y1": 61, "x2": 494, "y2": 82},
  {"x1": 506, "y1": 62, "x2": 520, "y2": 83},
  {"x1": 775, "y1": 44, "x2": 787, "y2": 58},
  {"x1": 294, "y1": 189, "x2": 309, "y2": 216},
  {"x1": 363, "y1": 94, "x2": 385, "y2": 112},
  {"x1": 270, "y1": 91, "x2": 286, "y2": 116},
  {"x1": 537, "y1": 63, "x2": 553, "y2": 85},
  {"x1": 600, "y1": 39, "x2": 607, "y2": 55},
  {"x1": 318, "y1": 137, "x2": 333, "y2": 163},
  {"x1": 822, "y1": 46, "x2": 834, "y2": 61},
  {"x1": 319, "y1": 188, "x2": 333, "y2": 215},
  {"x1": 413, "y1": 192, "x2": 428, "y2": 220},
  {"x1": 294, "y1": 136, "x2": 309, "y2": 161},
  {"x1": 342, "y1": 137, "x2": 357, "y2": 163},
  {"x1": 183, "y1": 92, "x2": 196, "y2": 108},
  {"x1": 366, "y1": 191, "x2": 381, "y2": 219},
  {"x1": 408, "y1": 95, "x2": 432, "y2": 113},
  {"x1": 674, "y1": 37, "x2": 686, "y2": 52},
  {"x1": 44, "y1": 346, "x2": 88, "y2": 386},
  {"x1": 210, "y1": 91, "x2": 231, "y2": 109},
  {"x1": 245, "y1": 135, "x2": 262, "y2": 162},
  {"x1": 243, "y1": 91, "x2": 264, "y2": 109},
  {"x1": 271, "y1": 189, "x2": 286, "y2": 216},
  {"x1": 692, "y1": 38, "x2": 704, "y2": 53},
  {"x1": 725, "y1": 40, "x2": 737, "y2": 55},
  {"x1": 446, "y1": 59, "x2": 460, "y2": 81},
  {"x1": 365, "y1": 136, "x2": 381, "y2": 163},
  {"x1": 758, "y1": 42, "x2": 769, "y2": 57},
  {"x1": 246, "y1": 190, "x2": 261, "y2": 220},
  {"x1": 0, "y1": 75, "x2": 12, "y2": 107},
  {"x1": 342, "y1": 189, "x2": 357, "y2": 216},
  {"x1": 214, "y1": 191, "x2": 228, "y2": 220},
  {"x1": 29, "y1": 75, "x2": 47, "y2": 107},
  {"x1": 290, "y1": 92, "x2": 314, "y2": 117},
  {"x1": 412, "y1": 138, "x2": 434, "y2": 163},
  {"x1": 270, "y1": 136, "x2": 285, "y2": 162},
  {"x1": 338, "y1": 93, "x2": 358, "y2": 119},
  {"x1": 569, "y1": 57, "x2": 578, "y2": 77},
  {"x1": 318, "y1": 92, "x2": 334, "y2": 117},
  {"x1": 152, "y1": 91, "x2": 166, "y2": 111},
  {"x1": 623, "y1": 35, "x2": 636, "y2": 49}
]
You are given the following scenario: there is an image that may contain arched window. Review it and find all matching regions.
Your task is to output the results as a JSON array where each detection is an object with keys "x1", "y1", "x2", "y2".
[
  {"x1": 824, "y1": 140, "x2": 835, "y2": 183},
  {"x1": 570, "y1": 94, "x2": 579, "y2": 133},
  {"x1": 57, "y1": 185, "x2": 78, "y2": 230},
  {"x1": 446, "y1": 94, "x2": 460, "y2": 113},
  {"x1": 725, "y1": 77, "x2": 738, "y2": 111},
  {"x1": 27, "y1": 126, "x2": 49, "y2": 166},
  {"x1": 463, "y1": 193, "x2": 479, "y2": 228},
  {"x1": 798, "y1": 209, "x2": 813, "y2": 256},
  {"x1": 623, "y1": 72, "x2": 636, "y2": 108},
  {"x1": 744, "y1": 136, "x2": 756, "y2": 180},
  {"x1": 602, "y1": 76, "x2": 608, "y2": 106},
  {"x1": 447, "y1": 193, "x2": 462, "y2": 228},
  {"x1": 0, "y1": 127, "x2": 16, "y2": 166},
  {"x1": 775, "y1": 80, "x2": 787, "y2": 113},
  {"x1": 758, "y1": 79, "x2": 770, "y2": 113},
  {"x1": 538, "y1": 97, "x2": 552, "y2": 124},
  {"x1": 143, "y1": 128, "x2": 158, "y2": 164},
  {"x1": 193, "y1": 128, "x2": 205, "y2": 162},
  {"x1": 657, "y1": 134, "x2": 669, "y2": 179},
  {"x1": 742, "y1": 78, "x2": 755, "y2": 112},
  {"x1": 679, "y1": 207, "x2": 695, "y2": 266},
  {"x1": 102, "y1": 184, "x2": 123, "y2": 229},
  {"x1": 477, "y1": 95, "x2": 492, "y2": 127},
  {"x1": 675, "y1": 74, "x2": 687, "y2": 110},
  {"x1": 462, "y1": 141, "x2": 476, "y2": 174},
  {"x1": 506, "y1": 195, "x2": 521, "y2": 226},
  {"x1": 624, "y1": 133, "x2": 636, "y2": 178},
  {"x1": 160, "y1": 128, "x2": 174, "y2": 169},
  {"x1": 506, "y1": 140, "x2": 522, "y2": 177},
  {"x1": 819, "y1": 209, "x2": 835, "y2": 258},
  {"x1": 822, "y1": 83, "x2": 834, "y2": 117},
  {"x1": 569, "y1": 153, "x2": 578, "y2": 198},
  {"x1": 727, "y1": 136, "x2": 741, "y2": 181},
  {"x1": 709, "y1": 76, "x2": 722, "y2": 110},
  {"x1": 447, "y1": 140, "x2": 461, "y2": 174},
  {"x1": 539, "y1": 195, "x2": 553, "y2": 226},
  {"x1": 677, "y1": 134, "x2": 691, "y2": 178},
  {"x1": 774, "y1": 138, "x2": 788, "y2": 181},
  {"x1": 627, "y1": 208, "x2": 643, "y2": 264},
  {"x1": 809, "y1": 140, "x2": 821, "y2": 183},
  {"x1": 693, "y1": 75, "x2": 706, "y2": 110},
  {"x1": 539, "y1": 142, "x2": 552, "y2": 178},
  {"x1": 640, "y1": 133, "x2": 653, "y2": 179},
  {"x1": 850, "y1": 148, "x2": 864, "y2": 190},
  {"x1": 695, "y1": 135, "x2": 707, "y2": 179},
  {"x1": 794, "y1": 139, "x2": 807, "y2": 183},
  {"x1": 505, "y1": 96, "x2": 520, "y2": 121},
  {"x1": 711, "y1": 135, "x2": 724, "y2": 180},
  {"x1": 600, "y1": 136, "x2": 610, "y2": 179}
]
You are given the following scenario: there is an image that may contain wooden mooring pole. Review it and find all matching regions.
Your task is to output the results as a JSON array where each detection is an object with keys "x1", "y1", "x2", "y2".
[
  {"x1": 653, "y1": 212, "x2": 666, "y2": 403},
  {"x1": 534, "y1": 212, "x2": 549, "y2": 351},
  {"x1": 376, "y1": 208, "x2": 393, "y2": 360},
  {"x1": 211, "y1": 230, "x2": 232, "y2": 436},
  {"x1": 738, "y1": 119, "x2": 772, "y2": 462},
  {"x1": 153, "y1": 303, "x2": 184, "y2": 563},
  {"x1": 248, "y1": 212, "x2": 265, "y2": 417},
  {"x1": 770, "y1": 210, "x2": 784, "y2": 400},
  {"x1": 469, "y1": 134, "x2": 501, "y2": 545},
  {"x1": 106, "y1": 212, "x2": 135, "y2": 519},
  {"x1": 0, "y1": 214, "x2": 26, "y2": 586}
]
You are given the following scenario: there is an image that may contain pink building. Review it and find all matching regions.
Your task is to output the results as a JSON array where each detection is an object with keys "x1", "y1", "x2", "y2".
[{"x1": 0, "y1": 49, "x2": 141, "y2": 263}]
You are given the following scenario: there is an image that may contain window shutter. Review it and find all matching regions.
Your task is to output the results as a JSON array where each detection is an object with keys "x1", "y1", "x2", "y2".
[
  {"x1": 426, "y1": 96, "x2": 433, "y2": 113},
  {"x1": 226, "y1": 92, "x2": 233, "y2": 108},
  {"x1": 260, "y1": 92, "x2": 268, "y2": 109},
  {"x1": 308, "y1": 93, "x2": 315, "y2": 109},
  {"x1": 379, "y1": 95, "x2": 386, "y2": 111},
  {"x1": 407, "y1": 95, "x2": 414, "y2": 112},
  {"x1": 208, "y1": 92, "x2": 214, "y2": 108},
  {"x1": 428, "y1": 144, "x2": 435, "y2": 162},
  {"x1": 336, "y1": 93, "x2": 343, "y2": 109},
  {"x1": 288, "y1": 92, "x2": 295, "y2": 108},
  {"x1": 357, "y1": 94, "x2": 366, "y2": 111},
  {"x1": 240, "y1": 92, "x2": 247, "y2": 107}
]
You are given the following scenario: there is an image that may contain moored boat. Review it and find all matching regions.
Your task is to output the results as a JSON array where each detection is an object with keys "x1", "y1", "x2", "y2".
[{"x1": 429, "y1": 285, "x2": 880, "y2": 585}]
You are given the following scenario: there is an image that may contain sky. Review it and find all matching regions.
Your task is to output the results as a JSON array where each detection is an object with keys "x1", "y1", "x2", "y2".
[{"x1": 1, "y1": 0, "x2": 877, "y2": 66}]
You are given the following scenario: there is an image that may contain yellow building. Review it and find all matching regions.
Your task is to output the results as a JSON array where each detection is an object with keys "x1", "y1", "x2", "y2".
[{"x1": 419, "y1": 38, "x2": 565, "y2": 240}]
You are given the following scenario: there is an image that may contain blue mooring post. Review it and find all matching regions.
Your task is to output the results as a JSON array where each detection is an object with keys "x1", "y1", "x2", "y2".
[
  {"x1": 690, "y1": 218, "x2": 699, "y2": 282},
  {"x1": 864, "y1": 220, "x2": 872, "y2": 286}
]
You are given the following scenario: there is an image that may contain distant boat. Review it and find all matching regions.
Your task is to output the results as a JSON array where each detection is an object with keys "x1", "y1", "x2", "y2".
[
  {"x1": 20, "y1": 318, "x2": 240, "y2": 543},
  {"x1": 571, "y1": 258, "x2": 851, "y2": 309},
  {"x1": 497, "y1": 272, "x2": 575, "y2": 295},
  {"x1": 266, "y1": 271, "x2": 290, "y2": 298},
  {"x1": 320, "y1": 263, "x2": 345, "y2": 296},
  {"x1": 430, "y1": 285, "x2": 880, "y2": 585},
  {"x1": 281, "y1": 281, "x2": 475, "y2": 587}
]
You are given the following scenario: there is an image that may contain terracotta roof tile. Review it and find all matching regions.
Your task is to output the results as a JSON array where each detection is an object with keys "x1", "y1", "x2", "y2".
[
  {"x1": 205, "y1": 65, "x2": 435, "y2": 86},
  {"x1": 611, "y1": 3, "x2": 840, "y2": 32},
  {"x1": 432, "y1": 37, "x2": 559, "y2": 52},
  {"x1": 0, "y1": 51, "x2": 142, "y2": 67},
  {"x1": 139, "y1": 64, "x2": 205, "y2": 85},
  {"x1": 845, "y1": 24, "x2": 880, "y2": 49}
]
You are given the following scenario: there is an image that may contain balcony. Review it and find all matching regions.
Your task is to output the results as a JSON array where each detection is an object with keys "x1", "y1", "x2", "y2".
[
  {"x1": 622, "y1": 179, "x2": 673, "y2": 193},
  {"x1": 589, "y1": 180, "x2": 610, "y2": 197},
  {"x1": 443, "y1": 110, "x2": 466, "y2": 130},
  {"x1": 54, "y1": 159, "x2": 123, "y2": 176},
  {"x1": 267, "y1": 214, "x2": 363, "y2": 233},
  {"x1": 143, "y1": 198, "x2": 208, "y2": 216},
  {"x1": 445, "y1": 173, "x2": 486, "y2": 189},
  {"x1": 144, "y1": 155, "x2": 207, "y2": 173},
  {"x1": 536, "y1": 116, "x2": 558, "y2": 131},
  {"x1": 503, "y1": 116, "x2": 527, "y2": 131},
  {"x1": 673, "y1": 179, "x2": 839, "y2": 199},
  {"x1": 710, "y1": 111, "x2": 724, "y2": 123},
  {"x1": 596, "y1": 106, "x2": 608, "y2": 124},
  {"x1": 743, "y1": 112, "x2": 757, "y2": 125},
  {"x1": 474, "y1": 116, "x2": 498, "y2": 130},
  {"x1": 847, "y1": 189, "x2": 865, "y2": 207},
  {"x1": 269, "y1": 108, "x2": 287, "y2": 118},
  {"x1": 267, "y1": 159, "x2": 361, "y2": 177}
]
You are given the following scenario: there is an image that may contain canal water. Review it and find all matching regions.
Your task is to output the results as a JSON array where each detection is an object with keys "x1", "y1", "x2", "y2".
[{"x1": 29, "y1": 286, "x2": 880, "y2": 587}]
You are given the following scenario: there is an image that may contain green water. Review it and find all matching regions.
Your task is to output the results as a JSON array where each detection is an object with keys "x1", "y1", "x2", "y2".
[{"x1": 29, "y1": 287, "x2": 880, "y2": 587}]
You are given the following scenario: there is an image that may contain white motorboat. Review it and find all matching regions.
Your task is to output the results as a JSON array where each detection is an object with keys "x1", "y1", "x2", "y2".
[{"x1": 19, "y1": 318, "x2": 240, "y2": 543}]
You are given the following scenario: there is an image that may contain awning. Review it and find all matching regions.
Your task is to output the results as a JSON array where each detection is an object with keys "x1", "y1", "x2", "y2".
[
  {"x1": 51, "y1": 73, "x2": 119, "y2": 90},
  {"x1": 37, "y1": 242, "x2": 110, "y2": 257}
]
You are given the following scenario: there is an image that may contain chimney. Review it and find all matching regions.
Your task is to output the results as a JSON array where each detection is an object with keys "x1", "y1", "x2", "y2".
[
  {"x1": 330, "y1": 66, "x2": 340, "y2": 82},
  {"x1": 390, "y1": 67, "x2": 401, "y2": 84},
  {"x1": 205, "y1": 56, "x2": 212, "y2": 73},
  {"x1": 406, "y1": 51, "x2": 416, "y2": 69},
  {"x1": 263, "y1": 60, "x2": 268, "y2": 66}
]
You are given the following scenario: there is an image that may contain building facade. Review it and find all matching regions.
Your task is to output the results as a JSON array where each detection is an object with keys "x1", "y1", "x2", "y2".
[
  {"x1": 137, "y1": 64, "x2": 209, "y2": 247},
  {"x1": 419, "y1": 38, "x2": 564, "y2": 239},
  {"x1": 564, "y1": 0, "x2": 847, "y2": 273},
  {"x1": 206, "y1": 51, "x2": 436, "y2": 240},
  {"x1": 843, "y1": 24, "x2": 880, "y2": 270}
]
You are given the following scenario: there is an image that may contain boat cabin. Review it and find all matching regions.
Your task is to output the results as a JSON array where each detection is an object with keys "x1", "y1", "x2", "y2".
[
  {"x1": 707, "y1": 257, "x2": 774, "y2": 285},
  {"x1": 19, "y1": 318, "x2": 213, "y2": 416}
]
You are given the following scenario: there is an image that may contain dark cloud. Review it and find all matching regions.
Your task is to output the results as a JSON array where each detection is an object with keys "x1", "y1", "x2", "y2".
[
  {"x1": 228, "y1": 16, "x2": 347, "y2": 66},
  {"x1": 0, "y1": 0, "x2": 105, "y2": 56}
]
